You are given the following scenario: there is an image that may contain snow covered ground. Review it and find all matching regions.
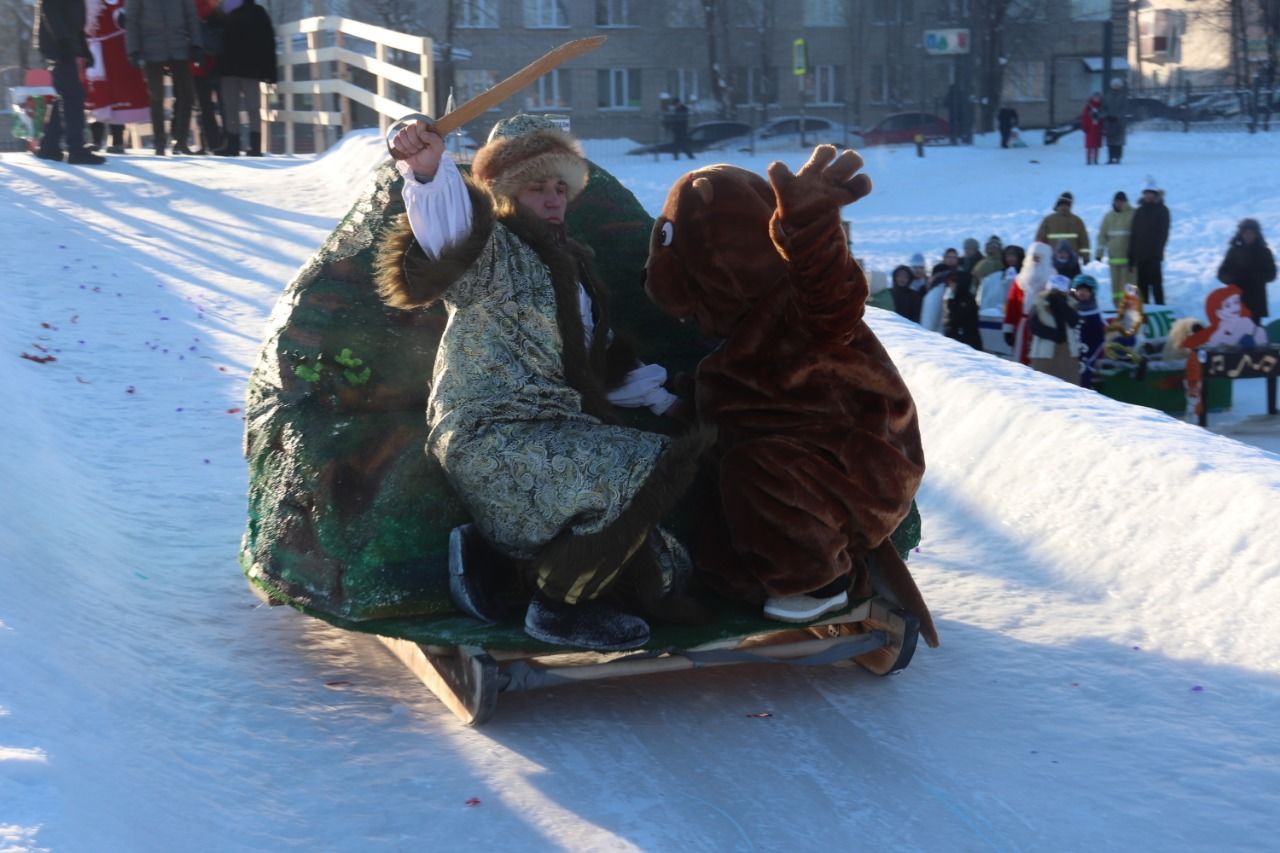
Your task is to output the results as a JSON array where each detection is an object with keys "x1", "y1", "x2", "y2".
[{"x1": 2, "y1": 128, "x2": 1278, "y2": 852}]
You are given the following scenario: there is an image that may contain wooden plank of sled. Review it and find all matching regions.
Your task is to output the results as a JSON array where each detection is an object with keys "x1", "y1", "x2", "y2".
[{"x1": 376, "y1": 635, "x2": 499, "y2": 726}]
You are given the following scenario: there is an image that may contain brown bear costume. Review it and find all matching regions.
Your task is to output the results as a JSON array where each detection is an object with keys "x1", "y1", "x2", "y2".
[{"x1": 644, "y1": 146, "x2": 937, "y2": 646}]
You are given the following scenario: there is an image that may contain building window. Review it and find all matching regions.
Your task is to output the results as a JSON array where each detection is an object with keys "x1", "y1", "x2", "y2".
[
  {"x1": 667, "y1": 68, "x2": 700, "y2": 104},
  {"x1": 456, "y1": 69, "x2": 499, "y2": 104},
  {"x1": 732, "y1": 66, "x2": 779, "y2": 106},
  {"x1": 666, "y1": 0, "x2": 701, "y2": 27},
  {"x1": 524, "y1": 0, "x2": 568, "y2": 28},
  {"x1": 1138, "y1": 9, "x2": 1184, "y2": 61},
  {"x1": 803, "y1": 0, "x2": 846, "y2": 26},
  {"x1": 596, "y1": 0, "x2": 632, "y2": 27},
  {"x1": 457, "y1": 0, "x2": 498, "y2": 28},
  {"x1": 812, "y1": 64, "x2": 843, "y2": 104},
  {"x1": 598, "y1": 68, "x2": 642, "y2": 109},
  {"x1": 941, "y1": 0, "x2": 970, "y2": 21},
  {"x1": 1001, "y1": 60, "x2": 1046, "y2": 101},
  {"x1": 528, "y1": 68, "x2": 571, "y2": 110},
  {"x1": 1069, "y1": 0, "x2": 1110, "y2": 21},
  {"x1": 872, "y1": 0, "x2": 913, "y2": 24}
]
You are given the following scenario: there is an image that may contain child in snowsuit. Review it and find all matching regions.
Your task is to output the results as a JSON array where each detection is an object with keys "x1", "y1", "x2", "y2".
[{"x1": 1071, "y1": 274, "x2": 1106, "y2": 388}]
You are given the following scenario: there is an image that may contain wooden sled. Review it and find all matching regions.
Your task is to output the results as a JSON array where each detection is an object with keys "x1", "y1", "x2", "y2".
[{"x1": 254, "y1": 584, "x2": 919, "y2": 726}]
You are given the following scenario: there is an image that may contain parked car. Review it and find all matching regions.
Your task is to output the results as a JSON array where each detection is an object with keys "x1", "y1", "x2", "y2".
[
  {"x1": 857, "y1": 112, "x2": 950, "y2": 146},
  {"x1": 713, "y1": 116, "x2": 854, "y2": 152},
  {"x1": 1182, "y1": 91, "x2": 1249, "y2": 121},
  {"x1": 1125, "y1": 97, "x2": 1186, "y2": 122},
  {"x1": 625, "y1": 120, "x2": 752, "y2": 155}
]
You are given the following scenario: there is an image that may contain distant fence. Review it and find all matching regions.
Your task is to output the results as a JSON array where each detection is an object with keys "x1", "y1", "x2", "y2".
[{"x1": 266, "y1": 16, "x2": 434, "y2": 155}]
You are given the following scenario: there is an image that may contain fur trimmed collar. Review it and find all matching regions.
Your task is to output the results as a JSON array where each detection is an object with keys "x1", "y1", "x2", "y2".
[{"x1": 375, "y1": 175, "x2": 619, "y2": 423}]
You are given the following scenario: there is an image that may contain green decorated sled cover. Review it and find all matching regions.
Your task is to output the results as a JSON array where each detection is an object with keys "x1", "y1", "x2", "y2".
[{"x1": 240, "y1": 158, "x2": 921, "y2": 626}]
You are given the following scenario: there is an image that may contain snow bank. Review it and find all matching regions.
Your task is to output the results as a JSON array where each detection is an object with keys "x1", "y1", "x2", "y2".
[{"x1": 870, "y1": 308, "x2": 1280, "y2": 672}]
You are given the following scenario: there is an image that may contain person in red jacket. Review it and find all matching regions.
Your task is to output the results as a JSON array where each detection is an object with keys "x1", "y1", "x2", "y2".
[{"x1": 1081, "y1": 92, "x2": 1103, "y2": 165}]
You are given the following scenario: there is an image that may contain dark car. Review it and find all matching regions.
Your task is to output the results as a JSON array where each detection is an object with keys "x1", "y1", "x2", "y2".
[
  {"x1": 626, "y1": 120, "x2": 752, "y2": 155},
  {"x1": 858, "y1": 112, "x2": 950, "y2": 146}
]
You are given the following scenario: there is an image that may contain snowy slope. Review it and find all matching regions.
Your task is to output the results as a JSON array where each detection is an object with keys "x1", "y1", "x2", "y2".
[{"x1": 2, "y1": 129, "x2": 1278, "y2": 852}]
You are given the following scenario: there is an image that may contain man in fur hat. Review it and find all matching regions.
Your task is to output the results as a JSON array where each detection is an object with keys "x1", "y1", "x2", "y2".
[{"x1": 376, "y1": 115, "x2": 708, "y2": 651}]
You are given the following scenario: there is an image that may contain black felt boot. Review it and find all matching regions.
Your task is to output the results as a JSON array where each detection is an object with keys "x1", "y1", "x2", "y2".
[
  {"x1": 153, "y1": 132, "x2": 167, "y2": 156},
  {"x1": 447, "y1": 524, "x2": 520, "y2": 624},
  {"x1": 245, "y1": 131, "x2": 263, "y2": 157},
  {"x1": 214, "y1": 134, "x2": 240, "y2": 157},
  {"x1": 524, "y1": 594, "x2": 650, "y2": 651}
]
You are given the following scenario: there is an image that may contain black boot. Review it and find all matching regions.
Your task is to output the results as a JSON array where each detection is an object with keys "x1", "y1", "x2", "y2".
[
  {"x1": 447, "y1": 524, "x2": 519, "y2": 624},
  {"x1": 89, "y1": 121, "x2": 105, "y2": 150},
  {"x1": 153, "y1": 132, "x2": 167, "y2": 156},
  {"x1": 214, "y1": 134, "x2": 240, "y2": 157},
  {"x1": 524, "y1": 594, "x2": 650, "y2": 651},
  {"x1": 245, "y1": 131, "x2": 263, "y2": 157},
  {"x1": 107, "y1": 124, "x2": 126, "y2": 154}
]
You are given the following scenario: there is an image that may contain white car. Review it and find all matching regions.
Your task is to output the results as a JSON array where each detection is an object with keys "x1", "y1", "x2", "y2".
[{"x1": 709, "y1": 116, "x2": 857, "y2": 153}]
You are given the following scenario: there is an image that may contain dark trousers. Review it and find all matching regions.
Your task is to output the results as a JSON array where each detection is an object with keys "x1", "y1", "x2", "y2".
[
  {"x1": 671, "y1": 132, "x2": 694, "y2": 160},
  {"x1": 1135, "y1": 259, "x2": 1164, "y2": 305},
  {"x1": 40, "y1": 60, "x2": 87, "y2": 155},
  {"x1": 1107, "y1": 144, "x2": 1123, "y2": 163},
  {"x1": 999, "y1": 127, "x2": 1012, "y2": 148},
  {"x1": 144, "y1": 61, "x2": 195, "y2": 149},
  {"x1": 193, "y1": 74, "x2": 221, "y2": 149}
]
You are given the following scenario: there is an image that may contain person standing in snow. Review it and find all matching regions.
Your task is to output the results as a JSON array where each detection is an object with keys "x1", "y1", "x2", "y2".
[
  {"x1": 1036, "y1": 192, "x2": 1091, "y2": 263},
  {"x1": 1102, "y1": 79, "x2": 1127, "y2": 164},
  {"x1": 1003, "y1": 241, "x2": 1053, "y2": 365},
  {"x1": 1081, "y1": 92, "x2": 1104, "y2": 165},
  {"x1": 997, "y1": 105, "x2": 1018, "y2": 149},
  {"x1": 33, "y1": 0, "x2": 106, "y2": 165},
  {"x1": 890, "y1": 264, "x2": 924, "y2": 323},
  {"x1": 1071, "y1": 274, "x2": 1106, "y2": 388},
  {"x1": 942, "y1": 270, "x2": 983, "y2": 351},
  {"x1": 1129, "y1": 179, "x2": 1170, "y2": 305},
  {"x1": 1096, "y1": 191, "x2": 1135, "y2": 307},
  {"x1": 1216, "y1": 218, "x2": 1276, "y2": 322},
  {"x1": 212, "y1": 0, "x2": 277, "y2": 156},
  {"x1": 125, "y1": 0, "x2": 202, "y2": 156},
  {"x1": 1029, "y1": 275, "x2": 1081, "y2": 381},
  {"x1": 970, "y1": 234, "x2": 1005, "y2": 284}
]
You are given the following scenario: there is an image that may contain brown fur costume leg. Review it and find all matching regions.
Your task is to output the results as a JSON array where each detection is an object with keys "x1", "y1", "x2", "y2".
[{"x1": 717, "y1": 438, "x2": 863, "y2": 598}]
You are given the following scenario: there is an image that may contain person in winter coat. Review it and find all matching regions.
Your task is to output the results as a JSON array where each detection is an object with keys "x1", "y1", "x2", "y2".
[
  {"x1": 890, "y1": 264, "x2": 924, "y2": 323},
  {"x1": 997, "y1": 106, "x2": 1019, "y2": 149},
  {"x1": 125, "y1": 0, "x2": 202, "y2": 155},
  {"x1": 1096, "y1": 190, "x2": 1135, "y2": 307},
  {"x1": 377, "y1": 115, "x2": 707, "y2": 651},
  {"x1": 1052, "y1": 240, "x2": 1082, "y2": 279},
  {"x1": 212, "y1": 0, "x2": 277, "y2": 156},
  {"x1": 33, "y1": 0, "x2": 106, "y2": 164},
  {"x1": 1081, "y1": 92, "x2": 1104, "y2": 165},
  {"x1": 1036, "y1": 192, "x2": 1091, "y2": 262},
  {"x1": 1071, "y1": 274, "x2": 1106, "y2": 388},
  {"x1": 1029, "y1": 275, "x2": 1081, "y2": 381},
  {"x1": 1102, "y1": 79, "x2": 1127, "y2": 164},
  {"x1": 1003, "y1": 241, "x2": 1053, "y2": 365},
  {"x1": 1130, "y1": 179, "x2": 1171, "y2": 305},
  {"x1": 970, "y1": 234, "x2": 1004, "y2": 284},
  {"x1": 960, "y1": 237, "x2": 983, "y2": 274},
  {"x1": 185, "y1": 0, "x2": 225, "y2": 154},
  {"x1": 1216, "y1": 218, "x2": 1277, "y2": 322},
  {"x1": 942, "y1": 270, "x2": 983, "y2": 351}
]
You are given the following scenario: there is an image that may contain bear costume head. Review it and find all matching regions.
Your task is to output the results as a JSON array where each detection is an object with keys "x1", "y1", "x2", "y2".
[{"x1": 644, "y1": 164, "x2": 790, "y2": 339}]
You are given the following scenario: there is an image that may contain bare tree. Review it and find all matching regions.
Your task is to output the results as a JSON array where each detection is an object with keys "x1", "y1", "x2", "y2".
[{"x1": 703, "y1": 0, "x2": 733, "y2": 117}]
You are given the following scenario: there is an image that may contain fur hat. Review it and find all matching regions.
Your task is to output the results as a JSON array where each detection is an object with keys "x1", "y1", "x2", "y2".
[
  {"x1": 471, "y1": 114, "x2": 589, "y2": 202},
  {"x1": 1142, "y1": 176, "x2": 1160, "y2": 194},
  {"x1": 909, "y1": 252, "x2": 925, "y2": 267},
  {"x1": 1056, "y1": 191, "x2": 1073, "y2": 207},
  {"x1": 963, "y1": 237, "x2": 980, "y2": 253}
]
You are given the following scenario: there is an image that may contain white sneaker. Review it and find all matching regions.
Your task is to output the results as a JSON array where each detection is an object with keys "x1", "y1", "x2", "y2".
[{"x1": 762, "y1": 590, "x2": 849, "y2": 624}]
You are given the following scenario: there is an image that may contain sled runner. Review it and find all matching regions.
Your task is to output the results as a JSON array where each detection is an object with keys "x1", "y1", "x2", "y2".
[
  {"x1": 252, "y1": 580, "x2": 921, "y2": 726},
  {"x1": 241, "y1": 157, "x2": 929, "y2": 725}
]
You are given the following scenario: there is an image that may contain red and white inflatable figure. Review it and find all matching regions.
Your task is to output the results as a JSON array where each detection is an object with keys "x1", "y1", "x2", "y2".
[{"x1": 84, "y1": 0, "x2": 149, "y2": 125}]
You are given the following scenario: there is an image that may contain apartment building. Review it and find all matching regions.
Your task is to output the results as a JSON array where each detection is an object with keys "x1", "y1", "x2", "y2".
[{"x1": 402, "y1": 1, "x2": 1131, "y2": 139}]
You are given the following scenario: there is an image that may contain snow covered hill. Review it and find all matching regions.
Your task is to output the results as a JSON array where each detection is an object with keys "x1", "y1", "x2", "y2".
[{"x1": 2, "y1": 129, "x2": 1277, "y2": 852}]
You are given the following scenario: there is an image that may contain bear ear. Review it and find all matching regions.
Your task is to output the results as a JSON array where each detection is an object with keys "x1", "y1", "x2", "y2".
[{"x1": 692, "y1": 176, "x2": 715, "y2": 205}]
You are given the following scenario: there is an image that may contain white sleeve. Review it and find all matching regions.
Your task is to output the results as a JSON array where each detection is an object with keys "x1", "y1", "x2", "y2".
[
  {"x1": 606, "y1": 363, "x2": 679, "y2": 415},
  {"x1": 396, "y1": 156, "x2": 474, "y2": 260}
]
